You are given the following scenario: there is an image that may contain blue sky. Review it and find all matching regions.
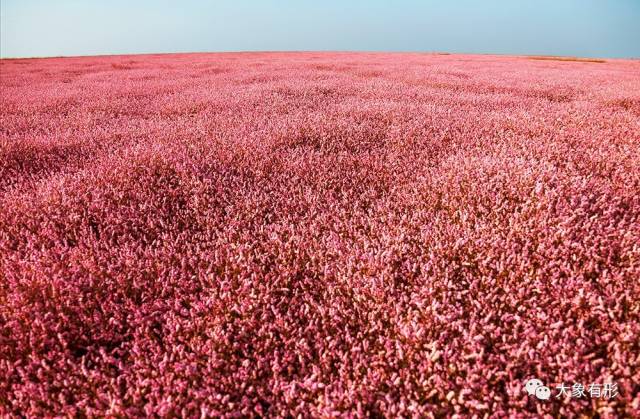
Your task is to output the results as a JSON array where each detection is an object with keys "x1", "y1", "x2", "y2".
[{"x1": 1, "y1": 0, "x2": 639, "y2": 58}]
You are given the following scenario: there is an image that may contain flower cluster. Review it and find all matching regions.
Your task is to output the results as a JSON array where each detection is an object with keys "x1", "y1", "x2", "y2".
[{"x1": 1, "y1": 52, "x2": 639, "y2": 417}]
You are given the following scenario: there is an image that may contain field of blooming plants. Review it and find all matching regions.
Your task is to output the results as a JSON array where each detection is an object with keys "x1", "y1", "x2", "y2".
[{"x1": 1, "y1": 52, "x2": 639, "y2": 417}]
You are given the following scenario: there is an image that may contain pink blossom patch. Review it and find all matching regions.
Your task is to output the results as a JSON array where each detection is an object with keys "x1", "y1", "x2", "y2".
[{"x1": 1, "y1": 52, "x2": 639, "y2": 417}]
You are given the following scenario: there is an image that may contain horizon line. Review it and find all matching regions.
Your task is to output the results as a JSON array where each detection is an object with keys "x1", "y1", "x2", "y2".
[{"x1": 2, "y1": 49, "x2": 638, "y2": 61}]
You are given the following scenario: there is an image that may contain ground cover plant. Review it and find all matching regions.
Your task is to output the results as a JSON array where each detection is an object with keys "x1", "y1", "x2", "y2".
[{"x1": 1, "y1": 52, "x2": 639, "y2": 417}]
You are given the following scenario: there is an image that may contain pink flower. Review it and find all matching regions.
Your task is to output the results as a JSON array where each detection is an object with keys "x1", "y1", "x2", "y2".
[{"x1": 1, "y1": 52, "x2": 639, "y2": 417}]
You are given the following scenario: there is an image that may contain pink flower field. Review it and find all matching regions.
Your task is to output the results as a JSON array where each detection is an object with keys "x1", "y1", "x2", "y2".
[{"x1": 1, "y1": 52, "x2": 639, "y2": 417}]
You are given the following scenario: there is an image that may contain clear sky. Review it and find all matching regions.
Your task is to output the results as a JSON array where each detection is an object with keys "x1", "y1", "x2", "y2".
[{"x1": 1, "y1": 0, "x2": 639, "y2": 59}]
